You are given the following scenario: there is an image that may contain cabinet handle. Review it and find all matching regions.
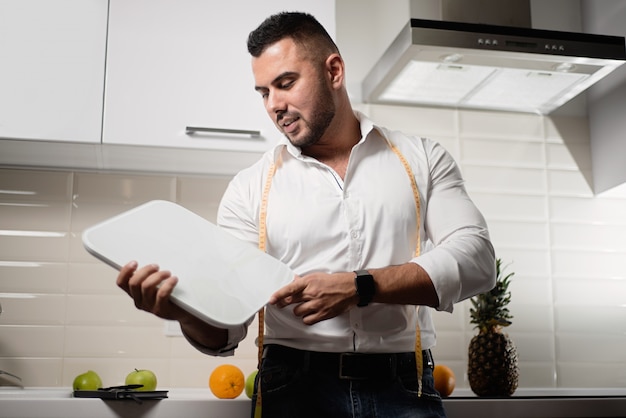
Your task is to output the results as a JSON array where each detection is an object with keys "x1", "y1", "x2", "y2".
[{"x1": 185, "y1": 126, "x2": 261, "y2": 138}]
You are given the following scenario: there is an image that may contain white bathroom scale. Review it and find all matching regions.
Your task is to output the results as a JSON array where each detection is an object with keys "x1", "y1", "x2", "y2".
[{"x1": 82, "y1": 200, "x2": 294, "y2": 327}]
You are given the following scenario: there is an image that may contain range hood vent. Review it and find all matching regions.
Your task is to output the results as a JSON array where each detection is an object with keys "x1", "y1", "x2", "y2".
[{"x1": 362, "y1": 18, "x2": 626, "y2": 114}]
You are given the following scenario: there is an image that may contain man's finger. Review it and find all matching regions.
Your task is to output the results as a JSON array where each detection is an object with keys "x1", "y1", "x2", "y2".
[
  {"x1": 269, "y1": 277, "x2": 305, "y2": 307},
  {"x1": 116, "y1": 260, "x2": 139, "y2": 291}
]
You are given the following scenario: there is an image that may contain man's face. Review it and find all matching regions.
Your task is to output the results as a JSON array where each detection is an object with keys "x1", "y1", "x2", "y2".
[{"x1": 252, "y1": 38, "x2": 335, "y2": 148}]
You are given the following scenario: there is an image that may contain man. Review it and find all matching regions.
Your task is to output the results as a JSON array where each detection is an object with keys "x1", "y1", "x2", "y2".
[{"x1": 117, "y1": 12, "x2": 495, "y2": 418}]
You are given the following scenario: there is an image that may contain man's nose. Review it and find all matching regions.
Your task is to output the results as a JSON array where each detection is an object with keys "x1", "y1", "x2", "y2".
[{"x1": 266, "y1": 90, "x2": 286, "y2": 115}]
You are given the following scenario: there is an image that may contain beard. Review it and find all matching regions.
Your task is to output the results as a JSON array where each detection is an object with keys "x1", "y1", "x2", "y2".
[{"x1": 280, "y1": 77, "x2": 335, "y2": 149}]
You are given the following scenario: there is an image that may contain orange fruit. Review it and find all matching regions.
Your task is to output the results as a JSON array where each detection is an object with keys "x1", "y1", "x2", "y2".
[
  {"x1": 209, "y1": 364, "x2": 245, "y2": 399},
  {"x1": 433, "y1": 364, "x2": 455, "y2": 397}
]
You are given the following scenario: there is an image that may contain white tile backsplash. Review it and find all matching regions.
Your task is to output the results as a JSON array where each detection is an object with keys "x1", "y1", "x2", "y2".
[
  {"x1": 489, "y1": 249, "x2": 551, "y2": 277},
  {"x1": 462, "y1": 138, "x2": 545, "y2": 167},
  {"x1": 546, "y1": 142, "x2": 592, "y2": 170},
  {"x1": 555, "y1": 305, "x2": 626, "y2": 334},
  {"x1": 553, "y1": 277, "x2": 626, "y2": 306},
  {"x1": 459, "y1": 110, "x2": 544, "y2": 140},
  {"x1": 1, "y1": 107, "x2": 625, "y2": 391},
  {"x1": 0, "y1": 325, "x2": 65, "y2": 357},
  {"x1": 0, "y1": 358, "x2": 63, "y2": 387},
  {"x1": 471, "y1": 193, "x2": 548, "y2": 221},
  {"x1": 510, "y1": 332, "x2": 556, "y2": 363},
  {"x1": 551, "y1": 223, "x2": 626, "y2": 251},
  {"x1": 557, "y1": 363, "x2": 626, "y2": 388},
  {"x1": 552, "y1": 250, "x2": 626, "y2": 279},
  {"x1": 509, "y1": 277, "x2": 553, "y2": 306},
  {"x1": 517, "y1": 362, "x2": 558, "y2": 388},
  {"x1": 63, "y1": 325, "x2": 170, "y2": 358},
  {"x1": 547, "y1": 169, "x2": 594, "y2": 196},
  {"x1": 175, "y1": 176, "x2": 229, "y2": 221},
  {"x1": 72, "y1": 172, "x2": 176, "y2": 203},
  {"x1": 0, "y1": 294, "x2": 66, "y2": 325},
  {"x1": 0, "y1": 169, "x2": 72, "y2": 201},
  {"x1": 0, "y1": 201, "x2": 71, "y2": 231},
  {"x1": 0, "y1": 262, "x2": 68, "y2": 293},
  {"x1": 66, "y1": 263, "x2": 121, "y2": 294},
  {"x1": 367, "y1": 104, "x2": 458, "y2": 138},
  {"x1": 0, "y1": 235, "x2": 70, "y2": 262},
  {"x1": 544, "y1": 116, "x2": 589, "y2": 144},
  {"x1": 507, "y1": 303, "x2": 554, "y2": 333},
  {"x1": 487, "y1": 220, "x2": 549, "y2": 249},
  {"x1": 64, "y1": 294, "x2": 161, "y2": 326},
  {"x1": 551, "y1": 195, "x2": 626, "y2": 224},
  {"x1": 556, "y1": 333, "x2": 626, "y2": 363},
  {"x1": 463, "y1": 166, "x2": 547, "y2": 194}
]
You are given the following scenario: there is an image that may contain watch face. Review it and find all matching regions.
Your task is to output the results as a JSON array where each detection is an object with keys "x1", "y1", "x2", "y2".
[{"x1": 355, "y1": 271, "x2": 375, "y2": 307}]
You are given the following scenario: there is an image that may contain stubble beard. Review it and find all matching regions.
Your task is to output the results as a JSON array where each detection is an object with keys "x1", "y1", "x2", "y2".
[
  {"x1": 283, "y1": 79, "x2": 335, "y2": 149},
  {"x1": 285, "y1": 109, "x2": 334, "y2": 149}
]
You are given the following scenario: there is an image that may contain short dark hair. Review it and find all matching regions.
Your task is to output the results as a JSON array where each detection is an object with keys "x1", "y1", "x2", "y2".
[{"x1": 247, "y1": 12, "x2": 339, "y2": 61}]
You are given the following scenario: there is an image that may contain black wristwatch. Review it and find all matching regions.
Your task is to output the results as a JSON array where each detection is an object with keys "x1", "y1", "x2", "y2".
[{"x1": 354, "y1": 270, "x2": 375, "y2": 307}]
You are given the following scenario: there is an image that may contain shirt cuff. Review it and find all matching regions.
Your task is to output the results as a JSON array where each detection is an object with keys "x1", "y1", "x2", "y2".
[
  {"x1": 413, "y1": 252, "x2": 461, "y2": 313},
  {"x1": 181, "y1": 323, "x2": 249, "y2": 357}
]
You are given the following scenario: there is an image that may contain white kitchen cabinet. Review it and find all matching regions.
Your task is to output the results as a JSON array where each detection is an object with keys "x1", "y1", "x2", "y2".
[
  {"x1": 103, "y1": 0, "x2": 335, "y2": 152},
  {"x1": 0, "y1": 0, "x2": 108, "y2": 143}
]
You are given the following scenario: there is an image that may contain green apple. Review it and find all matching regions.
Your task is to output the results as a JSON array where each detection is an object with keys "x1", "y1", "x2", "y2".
[
  {"x1": 73, "y1": 370, "x2": 102, "y2": 391},
  {"x1": 245, "y1": 370, "x2": 258, "y2": 399},
  {"x1": 125, "y1": 368, "x2": 157, "y2": 391}
]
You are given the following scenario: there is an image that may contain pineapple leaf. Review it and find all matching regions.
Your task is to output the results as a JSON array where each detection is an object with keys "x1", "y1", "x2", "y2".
[{"x1": 469, "y1": 258, "x2": 514, "y2": 331}]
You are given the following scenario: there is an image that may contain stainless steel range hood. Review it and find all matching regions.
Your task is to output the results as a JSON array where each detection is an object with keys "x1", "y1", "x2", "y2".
[{"x1": 362, "y1": 18, "x2": 626, "y2": 114}]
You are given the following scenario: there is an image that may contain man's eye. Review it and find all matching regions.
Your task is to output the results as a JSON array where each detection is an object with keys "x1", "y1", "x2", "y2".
[{"x1": 280, "y1": 80, "x2": 294, "y2": 89}]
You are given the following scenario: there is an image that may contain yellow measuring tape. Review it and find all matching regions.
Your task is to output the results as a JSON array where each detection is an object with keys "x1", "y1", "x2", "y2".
[
  {"x1": 254, "y1": 156, "x2": 279, "y2": 418},
  {"x1": 253, "y1": 136, "x2": 424, "y2": 416},
  {"x1": 384, "y1": 137, "x2": 423, "y2": 397}
]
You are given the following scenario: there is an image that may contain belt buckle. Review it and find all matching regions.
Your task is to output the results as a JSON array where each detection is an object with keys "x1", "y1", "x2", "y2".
[{"x1": 339, "y1": 353, "x2": 366, "y2": 380}]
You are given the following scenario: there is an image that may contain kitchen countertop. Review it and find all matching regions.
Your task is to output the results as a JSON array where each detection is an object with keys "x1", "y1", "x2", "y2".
[
  {"x1": 0, "y1": 388, "x2": 248, "y2": 418},
  {"x1": 1, "y1": 387, "x2": 625, "y2": 418},
  {"x1": 445, "y1": 389, "x2": 626, "y2": 418}
]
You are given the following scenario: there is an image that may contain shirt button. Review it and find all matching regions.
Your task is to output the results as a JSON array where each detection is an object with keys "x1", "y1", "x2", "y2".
[{"x1": 351, "y1": 230, "x2": 359, "y2": 239}]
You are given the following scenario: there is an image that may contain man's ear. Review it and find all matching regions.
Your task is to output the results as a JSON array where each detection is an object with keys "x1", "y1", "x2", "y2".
[{"x1": 326, "y1": 53, "x2": 345, "y2": 88}]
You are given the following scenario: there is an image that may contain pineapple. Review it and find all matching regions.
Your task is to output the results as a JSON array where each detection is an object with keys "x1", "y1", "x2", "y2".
[{"x1": 467, "y1": 258, "x2": 519, "y2": 397}]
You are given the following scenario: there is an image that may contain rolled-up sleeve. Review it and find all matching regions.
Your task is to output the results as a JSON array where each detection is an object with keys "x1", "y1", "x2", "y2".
[
  {"x1": 181, "y1": 321, "x2": 251, "y2": 357},
  {"x1": 413, "y1": 140, "x2": 496, "y2": 312}
]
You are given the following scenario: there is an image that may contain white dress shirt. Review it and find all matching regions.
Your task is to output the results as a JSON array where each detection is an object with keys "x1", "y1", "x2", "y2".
[{"x1": 194, "y1": 112, "x2": 494, "y2": 356}]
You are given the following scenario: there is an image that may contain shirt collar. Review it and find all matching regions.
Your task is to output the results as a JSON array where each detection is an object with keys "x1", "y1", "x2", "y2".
[
  {"x1": 355, "y1": 110, "x2": 384, "y2": 145},
  {"x1": 271, "y1": 110, "x2": 384, "y2": 161}
]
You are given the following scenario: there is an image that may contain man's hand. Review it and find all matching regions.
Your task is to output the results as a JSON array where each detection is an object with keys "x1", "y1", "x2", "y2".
[
  {"x1": 269, "y1": 272, "x2": 359, "y2": 325},
  {"x1": 116, "y1": 261, "x2": 185, "y2": 321},
  {"x1": 116, "y1": 261, "x2": 230, "y2": 351}
]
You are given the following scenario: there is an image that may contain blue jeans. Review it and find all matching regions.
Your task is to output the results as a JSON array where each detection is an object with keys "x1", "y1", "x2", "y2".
[{"x1": 250, "y1": 346, "x2": 447, "y2": 418}]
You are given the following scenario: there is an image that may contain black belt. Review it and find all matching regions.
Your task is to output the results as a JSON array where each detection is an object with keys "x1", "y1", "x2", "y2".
[{"x1": 263, "y1": 344, "x2": 434, "y2": 380}]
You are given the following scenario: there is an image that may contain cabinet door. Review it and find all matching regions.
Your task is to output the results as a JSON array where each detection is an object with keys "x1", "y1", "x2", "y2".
[
  {"x1": 0, "y1": 0, "x2": 108, "y2": 143},
  {"x1": 103, "y1": 0, "x2": 335, "y2": 152}
]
